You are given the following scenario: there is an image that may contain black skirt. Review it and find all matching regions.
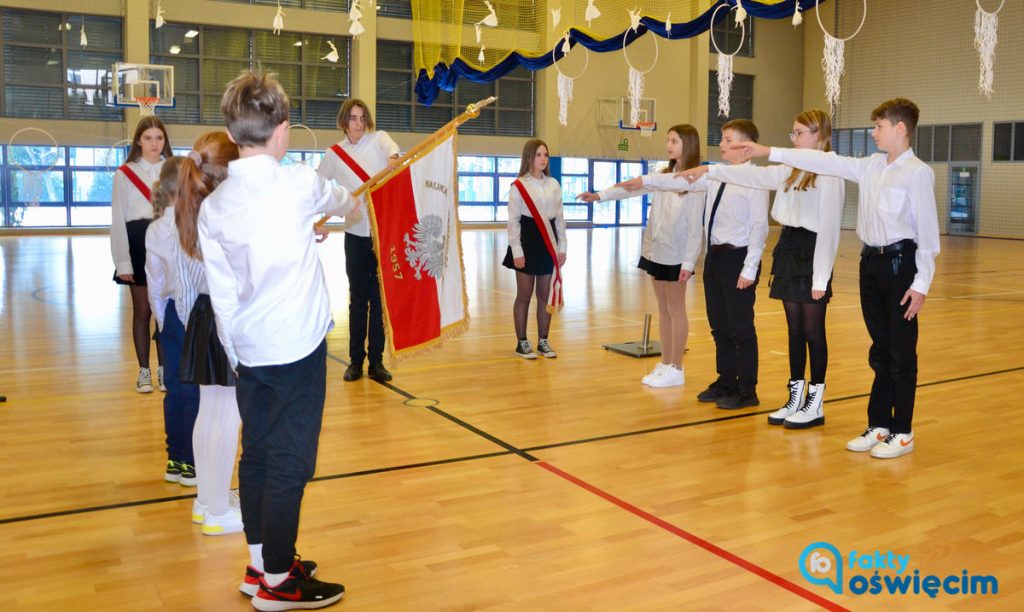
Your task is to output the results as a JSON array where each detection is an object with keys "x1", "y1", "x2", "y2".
[
  {"x1": 637, "y1": 256, "x2": 683, "y2": 282},
  {"x1": 112, "y1": 218, "x2": 151, "y2": 286},
  {"x1": 181, "y1": 294, "x2": 237, "y2": 387},
  {"x1": 502, "y1": 215, "x2": 558, "y2": 276},
  {"x1": 769, "y1": 225, "x2": 833, "y2": 304}
]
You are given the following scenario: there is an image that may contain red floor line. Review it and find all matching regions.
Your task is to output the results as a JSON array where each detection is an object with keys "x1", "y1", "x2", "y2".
[{"x1": 536, "y1": 461, "x2": 849, "y2": 612}]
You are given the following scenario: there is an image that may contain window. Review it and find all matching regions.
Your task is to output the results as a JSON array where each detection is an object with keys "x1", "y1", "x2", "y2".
[
  {"x1": 212, "y1": 0, "x2": 350, "y2": 11},
  {"x1": 1, "y1": 9, "x2": 123, "y2": 120},
  {"x1": 707, "y1": 72, "x2": 754, "y2": 146},
  {"x1": 376, "y1": 40, "x2": 534, "y2": 136},
  {"x1": 993, "y1": 122, "x2": 1024, "y2": 162},
  {"x1": 560, "y1": 157, "x2": 591, "y2": 222},
  {"x1": 456, "y1": 155, "x2": 519, "y2": 222},
  {"x1": 150, "y1": 23, "x2": 350, "y2": 128},
  {"x1": 377, "y1": 0, "x2": 412, "y2": 18},
  {"x1": 558, "y1": 158, "x2": 650, "y2": 225},
  {"x1": 709, "y1": 14, "x2": 753, "y2": 58}
]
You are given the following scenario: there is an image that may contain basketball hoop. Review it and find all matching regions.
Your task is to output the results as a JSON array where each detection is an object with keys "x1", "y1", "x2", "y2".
[
  {"x1": 637, "y1": 122, "x2": 656, "y2": 138},
  {"x1": 136, "y1": 96, "x2": 159, "y2": 117}
]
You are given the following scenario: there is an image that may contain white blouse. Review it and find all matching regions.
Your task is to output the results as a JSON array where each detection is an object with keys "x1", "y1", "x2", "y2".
[
  {"x1": 506, "y1": 174, "x2": 568, "y2": 259},
  {"x1": 598, "y1": 164, "x2": 705, "y2": 270},
  {"x1": 707, "y1": 163, "x2": 845, "y2": 292},
  {"x1": 316, "y1": 130, "x2": 400, "y2": 237},
  {"x1": 110, "y1": 157, "x2": 162, "y2": 276}
]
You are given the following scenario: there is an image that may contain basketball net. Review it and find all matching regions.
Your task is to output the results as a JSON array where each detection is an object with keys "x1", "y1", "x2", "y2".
[
  {"x1": 23, "y1": 171, "x2": 44, "y2": 207},
  {"x1": 137, "y1": 97, "x2": 159, "y2": 117},
  {"x1": 637, "y1": 122, "x2": 655, "y2": 138}
]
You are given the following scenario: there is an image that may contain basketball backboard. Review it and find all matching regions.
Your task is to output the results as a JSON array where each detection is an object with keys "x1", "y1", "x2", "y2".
[{"x1": 113, "y1": 62, "x2": 175, "y2": 114}]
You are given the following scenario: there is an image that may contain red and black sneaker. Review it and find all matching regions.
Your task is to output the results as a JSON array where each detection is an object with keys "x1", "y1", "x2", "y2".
[
  {"x1": 252, "y1": 575, "x2": 345, "y2": 611},
  {"x1": 239, "y1": 558, "x2": 319, "y2": 597}
]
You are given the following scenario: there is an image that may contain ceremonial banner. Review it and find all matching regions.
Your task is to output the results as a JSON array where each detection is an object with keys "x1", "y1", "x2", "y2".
[{"x1": 367, "y1": 132, "x2": 468, "y2": 358}]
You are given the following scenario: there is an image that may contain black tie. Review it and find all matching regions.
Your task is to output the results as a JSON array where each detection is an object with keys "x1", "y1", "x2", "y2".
[{"x1": 705, "y1": 182, "x2": 727, "y2": 247}]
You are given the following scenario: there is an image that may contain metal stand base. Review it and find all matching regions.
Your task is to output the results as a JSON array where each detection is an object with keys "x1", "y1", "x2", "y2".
[
  {"x1": 602, "y1": 340, "x2": 661, "y2": 358},
  {"x1": 602, "y1": 313, "x2": 662, "y2": 358}
]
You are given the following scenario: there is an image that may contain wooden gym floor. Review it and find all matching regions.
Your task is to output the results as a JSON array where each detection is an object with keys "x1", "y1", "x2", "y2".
[{"x1": 0, "y1": 227, "x2": 1021, "y2": 610}]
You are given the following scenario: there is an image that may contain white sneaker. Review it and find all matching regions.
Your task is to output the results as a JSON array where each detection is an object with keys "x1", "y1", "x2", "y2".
[
  {"x1": 647, "y1": 364, "x2": 685, "y2": 388},
  {"x1": 784, "y1": 383, "x2": 825, "y2": 429},
  {"x1": 191, "y1": 499, "x2": 207, "y2": 524},
  {"x1": 642, "y1": 363, "x2": 669, "y2": 386},
  {"x1": 157, "y1": 366, "x2": 166, "y2": 392},
  {"x1": 846, "y1": 426, "x2": 890, "y2": 452},
  {"x1": 136, "y1": 367, "x2": 153, "y2": 393},
  {"x1": 201, "y1": 507, "x2": 244, "y2": 536},
  {"x1": 870, "y1": 432, "x2": 915, "y2": 459},
  {"x1": 767, "y1": 380, "x2": 806, "y2": 425}
]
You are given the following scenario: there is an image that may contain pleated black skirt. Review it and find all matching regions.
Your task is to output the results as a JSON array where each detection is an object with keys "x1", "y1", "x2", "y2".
[
  {"x1": 181, "y1": 294, "x2": 237, "y2": 386},
  {"x1": 112, "y1": 218, "x2": 151, "y2": 286},
  {"x1": 769, "y1": 225, "x2": 833, "y2": 303},
  {"x1": 502, "y1": 215, "x2": 558, "y2": 276}
]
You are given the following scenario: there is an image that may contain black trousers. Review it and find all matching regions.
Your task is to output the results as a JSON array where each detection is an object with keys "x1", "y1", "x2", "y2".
[
  {"x1": 345, "y1": 233, "x2": 385, "y2": 365},
  {"x1": 236, "y1": 339, "x2": 327, "y2": 574},
  {"x1": 860, "y1": 245, "x2": 919, "y2": 434},
  {"x1": 703, "y1": 247, "x2": 759, "y2": 393}
]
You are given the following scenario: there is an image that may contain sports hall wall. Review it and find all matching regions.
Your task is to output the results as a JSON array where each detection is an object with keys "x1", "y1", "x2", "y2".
[{"x1": 1, "y1": 0, "x2": 1019, "y2": 238}]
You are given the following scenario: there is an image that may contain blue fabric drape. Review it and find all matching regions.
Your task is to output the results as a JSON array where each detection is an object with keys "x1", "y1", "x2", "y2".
[{"x1": 415, "y1": 0, "x2": 826, "y2": 105}]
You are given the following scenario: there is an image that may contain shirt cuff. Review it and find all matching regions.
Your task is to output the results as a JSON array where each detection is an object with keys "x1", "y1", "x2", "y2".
[
  {"x1": 511, "y1": 245, "x2": 525, "y2": 259},
  {"x1": 681, "y1": 261, "x2": 695, "y2": 272},
  {"x1": 910, "y1": 278, "x2": 930, "y2": 296},
  {"x1": 768, "y1": 147, "x2": 783, "y2": 163},
  {"x1": 641, "y1": 175, "x2": 654, "y2": 187},
  {"x1": 740, "y1": 264, "x2": 760, "y2": 281}
]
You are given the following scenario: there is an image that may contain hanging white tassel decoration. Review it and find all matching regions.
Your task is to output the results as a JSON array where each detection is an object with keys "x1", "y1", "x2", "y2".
[
  {"x1": 821, "y1": 34, "x2": 844, "y2": 115},
  {"x1": 627, "y1": 7, "x2": 642, "y2": 32},
  {"x1": 551, "y1": 7, "x2": 561, "y2": 31},
  {"x1": 716, "y1": 52, "x2": 733, "y2": 117},
  {"x1": 80, "y1": 22, "x2": 88, "y2": 46},
  {"x1": 665, "y1": 12, "x2": 672, "y2": 37},
  {"x1": 273, "y1": 2, "x2": 285, "y2": 35},
  {"x1": 792, "y1": 3, "x2": 803, "y2": 27},
  {"x1": 557, "y1": 72, "x2": 573, "y2": 127},
  {"x1": 481, "y1": 0, "x2": 498, "y2": 27},
  {"x1": 321, "y1": 40, "x2": 340, "y2": 63},
  {"x1": 155, "y1": 0, "x2": 166, "y2": 28},
  {"x1": 735, "y1": 0, "x2": 747, "y2": 24},
  {"x1": 478, "y1": 45, "x2": 486, "y2": 63},
  {"x1": 974, "y1": 1, "x2": 1003, "y2": 98},
  {"x1": 585, "y1": 0, "x2": 601, "y2": 27},
  {"x1": 627, "y1": 67, "x2": 644, "y2": 124},
  {"x1": 348, "y1": 0, "x2": 365, "y2": 36}
]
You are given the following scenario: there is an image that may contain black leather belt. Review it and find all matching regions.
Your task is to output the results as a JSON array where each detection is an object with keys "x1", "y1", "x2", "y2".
[
  {"x1": 709, "y1": 243, "x2": 744, "y2": 253},
  {"x1": 862, "y1": 239, "x2": 915, "y2": 256}
]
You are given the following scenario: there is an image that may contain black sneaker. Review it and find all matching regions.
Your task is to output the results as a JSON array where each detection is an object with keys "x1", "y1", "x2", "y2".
[
  {"x1": 696, "y1": 380, "x2": 731, "y2": 403},
  {"x1": 342, "y1": 362, "x2": 362, "y2": 382},
  {"x1": 240, "y1": 559, "x2": 319, "y2": 597},
  {"x1": 178, "y1": 462, "x2": 197, "y2": 487},
  {"x1": 368, "y1": 362, "x2": 393, "y2": 382},
  {"x1": 164, "y1": 460, "x2": 181, "y2": 483},
  {"x1": 515, "y1": 339, "x2": 537, "y2": 359},
  {"x1": 253, "y1": 575, "x2": 345, "y2": 611},
  {"x1": 717, "y1": 391, "x2": 760, "y2": 410}
]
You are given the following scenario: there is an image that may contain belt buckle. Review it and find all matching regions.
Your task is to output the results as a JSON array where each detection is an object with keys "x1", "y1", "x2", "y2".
[{"x1": 873, "y1": 245, "x2": 885, "y2": 255}]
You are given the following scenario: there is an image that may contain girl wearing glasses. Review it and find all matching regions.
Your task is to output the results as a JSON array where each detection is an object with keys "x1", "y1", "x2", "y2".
[{"x1": 677, "y1": 110, "x2": 844, "y2": 428}]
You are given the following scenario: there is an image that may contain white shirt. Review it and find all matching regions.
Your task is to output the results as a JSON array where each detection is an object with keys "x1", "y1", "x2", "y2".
[
  {"x1": 172, "y1": 231, "x2": 207, "y2": 328},
  {"x1": 644, "y1": 163, "x2": 771, "y2": 281},
  {"x1": 599, "y1": 165, "x2": 705, "y2": 270},
  {"x1": 144, "y1": 207, "x2": 177, "y2": 331},
  {"x1": 316, "y1": 130, "x2": 400, "y2": 237},
  {"x1": 769, "y1": 147, "x2": 940, "y2": 294},
  {"x1": 110, "y1": 158, "x2": 162, "y2": 275},
  {"x1": 198, "y1": 155, "x2": 356, "y2": 368},
  {"x1": 506, "y1": 174, "x2": 568, "y2": 259},
  {"x1": 707, "y1": 163, "x2": 845, "y2": 292}
]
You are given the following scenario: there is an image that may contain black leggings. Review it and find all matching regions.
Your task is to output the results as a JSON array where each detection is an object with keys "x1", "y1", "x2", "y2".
[{"x1": 782, "y1": 300, "x2": 827, "y2": 384}]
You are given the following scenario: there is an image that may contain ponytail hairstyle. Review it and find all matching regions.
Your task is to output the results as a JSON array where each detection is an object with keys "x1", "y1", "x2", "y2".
[
  {"x1": 782, "y1": 109, "x2": 832, "y2": 192},
  {"x1": 663, "y1": 124, "x2": 702, "y2": 173},
  {"x1": 175, "y1": 131, "x2": 240, "y2": 260},
  {"x1": 126, "y1": 116, "x2": 173, "y2": 163},
  {"x1": 151, "y1": 157, "x2": 185, "y2": 220}
]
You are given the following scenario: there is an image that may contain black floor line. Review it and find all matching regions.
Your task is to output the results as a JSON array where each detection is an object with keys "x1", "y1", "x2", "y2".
[{"x1": 4, "y1": 364, "x2": 1019, "y2": 525}]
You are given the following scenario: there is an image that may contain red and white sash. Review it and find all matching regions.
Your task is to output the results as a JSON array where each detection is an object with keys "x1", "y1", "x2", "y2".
[
  {"x1": 512, "y1": 179, "x2": 563, "y2": 314},
  {"x1": 118, "y1": 164, "x2": 152, "y2": 202},
  {"x1": 330, "y1": 143, "x2": 371, "y2": 183}
]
